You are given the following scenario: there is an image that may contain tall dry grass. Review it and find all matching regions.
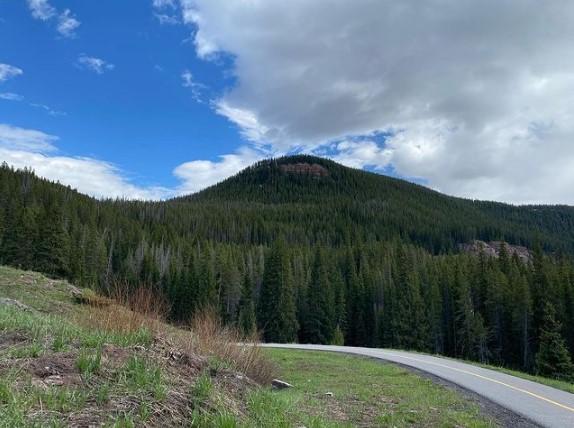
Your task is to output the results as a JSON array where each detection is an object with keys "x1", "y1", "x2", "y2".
[
  {"x1": 79, "y1": 283, "x2": 169, "y2": 337},
  {"x1": 78, "y1": 285, "x2": 275, "y2": 384},
  {"x1": 186, "y1": 308, "x2": 276, "y2": 385}
]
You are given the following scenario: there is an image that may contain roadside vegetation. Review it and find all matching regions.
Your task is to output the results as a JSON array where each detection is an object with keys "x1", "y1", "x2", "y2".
[
  {"x1": 0, "y1": 265, "x2": 501, "y2": 427},
  {"x1": 264, "y1": 348, "x2": 496, "y2": 427}
]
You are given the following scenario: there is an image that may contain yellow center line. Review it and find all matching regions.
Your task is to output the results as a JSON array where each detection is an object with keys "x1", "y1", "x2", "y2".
[{"x1": 380, "y1": 351, "x2": 574, "y2": 413}]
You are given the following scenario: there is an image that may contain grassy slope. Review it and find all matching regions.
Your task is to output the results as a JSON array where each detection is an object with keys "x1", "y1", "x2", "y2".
[
  {"x1": 265, "y1": 348, "x2": 495, "y2": 427},
  {"x1": 1, "y1": 265, "x2": 496, "y2": 427}
]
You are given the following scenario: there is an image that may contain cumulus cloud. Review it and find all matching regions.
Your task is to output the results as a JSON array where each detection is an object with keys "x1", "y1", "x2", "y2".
[
  {"x1": 0, "y1": 123, "x2": 259, "y2": 200},
  {"x1": 0, "y1": 63, "x2": 23, "y2": 82},
  {"x1": 331, "y1": 140, "x2": 392, "y2": 171},
  {"x1": 179, "y1": 0, "x2": 574, "y2": 204},
  {"x1": 77, "y1": 55, "x2": 115, "y2": 74},
  {"x1": 57, "y1": 9, "x2": 80, "y2": 38},
  {"x1": 0, "y1": 124, "x2": 57, "y2": 152},
  {"x1": 1, "y1": 148, "x2": 170, "y2": 200},
  {"x1": 174, "y1": 147, "x2": 262, "y2": 194},
  {"x1": 27, "y1": 0, "x2": 80, "y2": 38},
  {"x1": 0, "y1": 124, "x2": 170, "y2": 200},
  {"x1": 27, "y1": 0, "x2": 55, "y2": 21}
]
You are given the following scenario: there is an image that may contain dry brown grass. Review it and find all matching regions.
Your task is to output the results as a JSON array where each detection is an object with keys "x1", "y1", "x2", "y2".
[
  {"x1": 186, "y1": 308, "x2": 276, "y2": 385},
  {"x1": 78, "y1": 284, "x2": 169, "y2": 337},
  {"x1": 78, "y1": 285, "x2": 275, "y2": 385}
]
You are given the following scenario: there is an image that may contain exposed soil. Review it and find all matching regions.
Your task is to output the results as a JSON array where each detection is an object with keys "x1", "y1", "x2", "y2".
[{"x1": 0, "y1": 331, "x2": 28, "y2": 351}]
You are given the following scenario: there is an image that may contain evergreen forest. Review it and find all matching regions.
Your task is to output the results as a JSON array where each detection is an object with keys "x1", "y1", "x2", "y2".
[{"x1": 2, "y1": 155, "x2": 574, "y2": 379}]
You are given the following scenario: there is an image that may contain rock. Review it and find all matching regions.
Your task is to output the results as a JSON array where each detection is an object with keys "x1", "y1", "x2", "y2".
[
  {"x1": 44, "y1": 375, "x2": 64, "y2": 386},
  {"x1": 0, "y1": 298, "x2": 32, "y2": 311},
  {"x1": 271, "y1": 379, "x2": 293, "y2": 389},
  {"x1": 68, "y1": 285, "x2": 83, "y2": 298}
]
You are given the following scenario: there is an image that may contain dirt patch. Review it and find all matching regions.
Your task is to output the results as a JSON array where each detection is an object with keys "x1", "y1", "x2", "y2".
[
  {"x1": 0, "y1": 331, "x2": 29, "y2": 351},
  {"x1": 26, "y1": 352, "x2": 82, "y2": 387}
]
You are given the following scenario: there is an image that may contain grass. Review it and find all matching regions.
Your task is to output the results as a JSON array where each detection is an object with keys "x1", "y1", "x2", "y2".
[
  {"x1": 263, "y1": 348, "x2": 497, "y2": 427},
  {"x1": 473, "y1": 361, "x2": 574, "y2": 394},
  {"x1": 0, "y1": 265, "x2": 502, "y2": 427}
]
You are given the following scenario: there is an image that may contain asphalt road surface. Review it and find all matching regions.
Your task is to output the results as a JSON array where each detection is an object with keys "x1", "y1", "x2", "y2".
[{"x1": 262, "y1": 343, "x2": 574, "y2": 428}]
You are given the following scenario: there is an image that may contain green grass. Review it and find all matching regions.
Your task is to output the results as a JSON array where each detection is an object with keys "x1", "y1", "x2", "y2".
[
  {"x1": 263, "y1": 348, "x2": 497, "y2": 427},
  {"x1": 0, "y1": 266, "x2": 77, "y2": 314},
  {"x1": 0, "y1": 305, "x2": 153, "y2": 351},
  {"x1": 118, "y1": 355, "x2": 166, "y2": 400},
  {"x1": 473, "y1": 362, "x2": 574, "y2": 394}
]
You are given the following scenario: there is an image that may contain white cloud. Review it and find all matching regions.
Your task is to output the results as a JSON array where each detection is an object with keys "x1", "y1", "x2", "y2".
[
  {"x1": 180, "y1": 0, "x2": 574, "y2": 204},
  {"x1": 57, "y1": 9, "x2": 80, "y2": 38},
  {"x1": 0, "y1": 92, "x2": 23, "y2": 101},
  {"x1": 77, "y1": 55, "x2": 115, "y2": 74},
  {"x1": 0, "y1": 124, "x2": 169, "y2": 200},
  {"x1": 27, "y1": 0, "x2": 55, "y2": 21},
  {"x1": 154, "y1": 13, "x2": 179, "y2": 25},
  {"x1": 30, "y1": 103, "x2": 66, "y2": 117},
  {"x1": 181, "y1": 69, "x2": 205, "y2": 101},
  {"x1": 0, "y1": 123, "x2": 260, "y2": 200},
  {"x1": 331, "y1": 140, "x2": 392, "y2": 171},
  {"x1": 0, "y1": 148, "x2": 170, "y2": 200},
  {"x1": 0, "y1": 64, "x2": 23, "y2": 82},
  {"x1": 174, "y1": 147, "x2": 262, "y2": 194},
  {"x1": 0, "y1": 124, "x2": 58, "y2": 152},
  {"x1": 27, "y1": 0, "x2": 80, "y2": 38},
  {"x1": 153, "y1": 0, "x2": 176, "y2": 9},
  {"x1": 215, "y1": 101, "x2": 270, "y2": 145},
  {"x1": 0, "y1": 93, "x2": 65, "y2": 116}
]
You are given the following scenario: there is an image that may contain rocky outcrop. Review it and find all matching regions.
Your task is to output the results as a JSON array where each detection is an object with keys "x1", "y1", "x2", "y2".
[
  {"x1": 279, "y1": 163, "x2": 329, "y2": 177},
  {"x1": 459, "y1": 240, "x2": 531, "y2": 263}
]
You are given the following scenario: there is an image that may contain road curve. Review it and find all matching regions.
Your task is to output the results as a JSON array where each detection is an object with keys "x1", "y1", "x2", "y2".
[{"x1": 261, "y1": 343, "x2": 574, "y2": 428}]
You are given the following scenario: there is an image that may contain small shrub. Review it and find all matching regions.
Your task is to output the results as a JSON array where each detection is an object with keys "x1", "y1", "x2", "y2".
[
  {"x1": 79, "y1": 284, "x2": 168, "y2": 345},
  {"x1": 187, "y1": 309, "x2": 276, "y2": 384}
]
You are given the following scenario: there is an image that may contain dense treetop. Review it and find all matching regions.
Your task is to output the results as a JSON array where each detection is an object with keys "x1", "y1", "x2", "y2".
[{"x1": 2, "y1": 157, "x2": 574, "y2": 379}]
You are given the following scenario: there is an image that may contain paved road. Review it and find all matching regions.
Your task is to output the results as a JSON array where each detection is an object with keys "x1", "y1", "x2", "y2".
[{"x1": 262, "y1": 344, "x2": 574, "y2": 428}]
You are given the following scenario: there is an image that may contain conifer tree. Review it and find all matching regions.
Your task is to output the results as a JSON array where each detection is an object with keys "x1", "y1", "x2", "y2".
[
  {"x1": 238, "y1": 273, "x2": 257, "y2": 337},
  {"x1": 304, "y1": 247, "x2": 334, "y2": 344},
  {"x1": 535, "y1": 302, "x2": 574, "y2": 380},
  {"x1": 257, "y1": 241, "x2": 298, "y2": 342}
]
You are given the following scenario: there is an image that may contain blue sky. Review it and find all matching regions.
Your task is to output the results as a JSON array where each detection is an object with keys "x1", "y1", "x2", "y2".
[
  {"x1": 1, "y1": 1, "x2": 574, "y2": 203},
  {"x1": 1, "y1": 0, "x2": 246, "y2": 196}
]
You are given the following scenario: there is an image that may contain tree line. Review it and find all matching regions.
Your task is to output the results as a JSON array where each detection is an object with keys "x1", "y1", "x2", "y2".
[{"x1": 1, "y1": 159, "x2": 574, "y2": 380}]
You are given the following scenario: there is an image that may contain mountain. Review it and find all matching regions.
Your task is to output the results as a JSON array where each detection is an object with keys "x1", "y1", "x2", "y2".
[
  {"x1": 182, "y1": 155, "x2": 574, "y2": 254},
  {"x1": 2, "y1": 156, "x2": 574, "y2": 377}
]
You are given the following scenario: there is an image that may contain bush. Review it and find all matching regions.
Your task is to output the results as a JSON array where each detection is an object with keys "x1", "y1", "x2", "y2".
[{"x1": 186, "y1": 308, "x2": 276, "y2": 385}]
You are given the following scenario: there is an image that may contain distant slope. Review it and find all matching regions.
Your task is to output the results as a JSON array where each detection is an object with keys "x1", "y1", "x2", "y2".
[{"x1": 179, "y1": 155, "x2": 574, "y2": 253}]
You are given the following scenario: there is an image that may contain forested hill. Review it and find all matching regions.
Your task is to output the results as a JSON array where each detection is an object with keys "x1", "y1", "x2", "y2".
[
  {"x1": 2, "y1": 157, "x2": 574, "y2": 380},
  {"x1": 183, "y1": 155, "x2": 574, "y2": 254}
]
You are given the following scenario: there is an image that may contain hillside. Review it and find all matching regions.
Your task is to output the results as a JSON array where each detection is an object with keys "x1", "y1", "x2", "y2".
[
  {"x1": 2, "y1": 157, "x2": 574, "y2": 380},
  {"x1": 0, "y1": 266, "x2": 497, "y2": 427},
  {"x1": 185, "y1": 155, "x2": 574, "y2": 253}
]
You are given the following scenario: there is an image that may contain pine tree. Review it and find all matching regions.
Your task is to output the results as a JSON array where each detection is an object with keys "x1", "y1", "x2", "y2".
[
  {"x1": 304, "y1": 247, "x2": 334, "y2": 344},
  {"x1": 535, "y1": 303, "x2": 574, "y2": 380},
  {"x1": 238, "y1": 273, "x2": 257, "y2": 337},
  {"x1": 257, "y1": 241, "x2": 298, "y2": 342}
]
